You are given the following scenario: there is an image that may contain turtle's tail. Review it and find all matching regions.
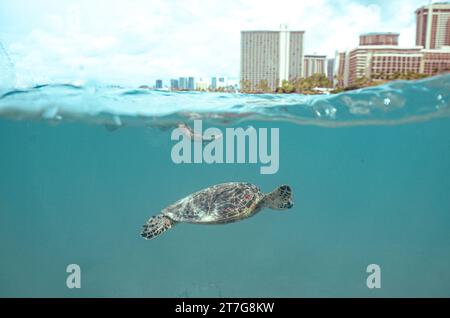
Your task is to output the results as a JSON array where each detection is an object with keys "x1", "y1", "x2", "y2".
[{"x1": 141, "y1": 215, "x2": 175, "y2": 240}]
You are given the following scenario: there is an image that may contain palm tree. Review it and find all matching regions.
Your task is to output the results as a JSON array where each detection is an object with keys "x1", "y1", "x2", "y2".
[
  {"x1": 257, "y1": 79, "x2": 271, "y2": 93},
  {"x1": 240, "y1": 80, "x2": 252, "y2": 93}
]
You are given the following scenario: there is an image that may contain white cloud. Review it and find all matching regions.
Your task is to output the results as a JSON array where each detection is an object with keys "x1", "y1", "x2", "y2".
[{"x1": 0, "y1": 0, "x2": 430, "y2": 86}]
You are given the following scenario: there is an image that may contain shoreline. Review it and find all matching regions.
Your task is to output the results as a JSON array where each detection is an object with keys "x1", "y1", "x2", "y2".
[{"x1": 146, "y1": 73, "x2": 442, "y2": 95}]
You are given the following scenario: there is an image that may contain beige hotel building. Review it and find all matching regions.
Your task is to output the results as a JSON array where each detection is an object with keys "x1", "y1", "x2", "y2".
[{"x1": 348, "y1": 33, "x2": 423, "y2": 85}]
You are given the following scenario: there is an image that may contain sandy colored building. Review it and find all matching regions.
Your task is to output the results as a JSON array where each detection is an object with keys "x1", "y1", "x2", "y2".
[{"x1": 348, "y1": 45, "x2": 423, "y2": 85}]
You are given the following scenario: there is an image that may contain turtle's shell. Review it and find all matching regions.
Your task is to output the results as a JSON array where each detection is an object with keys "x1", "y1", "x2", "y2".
[{"x1": 162, "y1": 182, "x2": 264, "y2": 224}]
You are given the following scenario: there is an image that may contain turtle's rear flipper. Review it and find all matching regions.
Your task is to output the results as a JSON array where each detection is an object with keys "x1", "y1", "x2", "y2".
[{"x1": 141, "y1": 215, "x2": 174, "y2": 240}]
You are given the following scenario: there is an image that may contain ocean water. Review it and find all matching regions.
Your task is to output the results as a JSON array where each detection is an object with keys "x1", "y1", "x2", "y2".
[{"x1": 1, "y1": 75, "x2": 450, "y2": 297}]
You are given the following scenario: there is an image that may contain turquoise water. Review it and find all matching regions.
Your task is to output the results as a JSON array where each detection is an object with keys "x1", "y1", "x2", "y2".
[{"x1": 1, "y1": 75, "x2": 450, "y2": 297}]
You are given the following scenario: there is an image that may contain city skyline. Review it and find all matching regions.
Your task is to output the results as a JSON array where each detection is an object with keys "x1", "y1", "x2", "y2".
[
  {"x1": 239, "y1": 2, "x2": 450, "y2": 91},
  {"x1": 153, "y1": 76, "x2": 238, "y2": 91},
  {"x1": 0, "y1": 0, "x2": 436, "y2": 87}
]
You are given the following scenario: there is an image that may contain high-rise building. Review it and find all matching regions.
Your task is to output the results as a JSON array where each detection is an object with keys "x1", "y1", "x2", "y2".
[
  {"x1": 335, "y1": 51, "x2": 349, "y2": 87},
  {"x1": 188, "y1": 77, "x2": 195, "y2": 90},
  {"x1": 240, "y1": 25, "x2": 305, "y2": 91},
  {"x1": 211, "y1": 77, "x2": 217, "y2": 89},
  {"x1": 327, "y1": 58, "x2": 335, "y2": 83},
  {"x1": 303, "y1": 55, "x2": 327, "y2": 78},
  {"x1": 155, "y1": 79, "x2": 163, "y2": 89},
  {"x1": 416, "y1": 2, "x2": 450, "y2": 49},
  {"x1": 179, "y1": 77, "x2": 187, "y2": 90},
  {"x1": 240, "y1": 31, "x2": 279, "y2": 91},
  {"x1": 288, "y1": 31, "x2": 305, "y2": 80},
  {"x1": 360, "y1": 32, "x2": 399, "y2": 46},
  {"x1": 170, "y1": 79, "x2": 179, "y2": 90}
]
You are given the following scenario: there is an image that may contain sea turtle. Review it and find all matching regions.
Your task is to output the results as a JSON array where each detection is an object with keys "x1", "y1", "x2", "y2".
[{"x1": 141, "y1": 182, "x2": 293, "y2": 240}]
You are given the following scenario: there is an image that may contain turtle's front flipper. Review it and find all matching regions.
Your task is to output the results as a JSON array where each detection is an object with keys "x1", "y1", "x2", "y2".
[{"x1": 141, "y1": 215, "x2": 175, "y2": 240}]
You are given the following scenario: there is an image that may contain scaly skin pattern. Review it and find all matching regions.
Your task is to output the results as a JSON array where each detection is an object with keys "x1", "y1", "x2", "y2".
[{"x1": 163, "y1": 182, "x2": 265, "y2": 224}]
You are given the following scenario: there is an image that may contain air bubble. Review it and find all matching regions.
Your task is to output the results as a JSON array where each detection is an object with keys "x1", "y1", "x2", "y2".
[
  {"x1": 41, "y1": 106, "x2": 59, "y2": 119},
  {"x1": 112, "y1": 115, "x2": 122, "y2": 126},
  {"x1": 324, "y1": 106, "x2": 337, "y2": 119}
]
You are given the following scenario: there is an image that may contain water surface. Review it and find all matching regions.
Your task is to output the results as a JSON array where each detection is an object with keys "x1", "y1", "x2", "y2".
[{"x1": 1, "y1": 75, "x2": 450, "y2": 297}]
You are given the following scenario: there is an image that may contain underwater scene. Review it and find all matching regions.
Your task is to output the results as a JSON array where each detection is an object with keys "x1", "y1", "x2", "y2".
[{"x1": 1, "y1": 75, "x2": 450, "y2": 297}]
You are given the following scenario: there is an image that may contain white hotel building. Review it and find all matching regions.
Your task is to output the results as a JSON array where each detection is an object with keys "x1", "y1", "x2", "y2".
[
  {"x1": 303, "y1": 54, "x2": 328, "y2": 78},
  {"x1": 240, "y1": 25, "x2": 305, "y2": 91}
]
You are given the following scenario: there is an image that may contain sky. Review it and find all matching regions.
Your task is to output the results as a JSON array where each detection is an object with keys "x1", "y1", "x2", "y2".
[{"x1": 0, "y1": 0, "x2": 436, "y2": 86}]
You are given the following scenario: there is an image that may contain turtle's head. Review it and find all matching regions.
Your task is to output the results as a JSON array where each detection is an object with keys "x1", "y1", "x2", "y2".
[{"x1": 264, "y1": 185, "x2": 294, "y2": 210}]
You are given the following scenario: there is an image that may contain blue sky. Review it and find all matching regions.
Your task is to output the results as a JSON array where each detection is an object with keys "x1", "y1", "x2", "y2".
[{"x1": 0, "y1": 0, "x2": 433, "y2": 86}]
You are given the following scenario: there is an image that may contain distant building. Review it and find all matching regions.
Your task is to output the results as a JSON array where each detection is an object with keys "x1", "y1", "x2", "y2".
[
  {"x1": 240, "y1": 25, "x2": 305, "y2": 91},
  {"x1": 345, "y1": 31, "x2": 425, "y2": 85},
  {"x1": 334, "y1": 4, "x2": 450, "y2": 88},
  {"x1": 170, "y1": 79, "x2": 179, "y2": 90},
  {"x1": 335, "y1": 51, "x2": 349, "y2": 87},
  {"x1": 210, "y1": 76, "x2": 226, "y2": 89},
  {"x1": 421, "y1": 46, "x2": 450, "y2": 75},
  {"x1": 188, "y1": 77, "x2": 195, "y2": 90},
  {"x1": 303, "y1": 55, "x2": 327, "y2": 78},
  {"x1": 414, "y1": 3, "x2": 450, "y2": 76},
  {"x1": 348, "y1": 45, "x2": 422, "y2": 85},
  {"x1": 343, "y1": 40, "x2": 450, "y2": 86},
  {"x1": 179, "y1": 77, "x2": 187, "y2": 90},
  {"x1": 211, "y1": 76, "x2": 228, "y2": 88},
  {"x1": 360, "y1": 32, "x2": 399, "y2": 46},
  {"x1": 327, "y1": 58, "x2": 335, "y2": 83},
  {"x1": 218, "y1": 77, "x2": 226, "y2": 87},
  {"x1": 415, "y1": 2, "x2": 450, "y2": 49},
  {"x1": 196, "y1": 78, "x2": 209, "y2": 90},
  {"x1": 155, "y1": 79, "x2": 163, "y2": 89},
  {"x1": 240, "y1": 30, "x2": 279, "y2": 91},
  {"x1": 211, "y1": 77, "x2": 217, "y2": 89}
]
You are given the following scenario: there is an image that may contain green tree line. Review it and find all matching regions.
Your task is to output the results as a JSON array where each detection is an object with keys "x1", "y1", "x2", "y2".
[{"x1": 241, "y1": 73, "x2": 332, "y2": 94}]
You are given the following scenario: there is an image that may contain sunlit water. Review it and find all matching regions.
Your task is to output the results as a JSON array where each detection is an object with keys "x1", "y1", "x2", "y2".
[{"x1": 1, "y1": 75, "x2": 450, "y2": 297}]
